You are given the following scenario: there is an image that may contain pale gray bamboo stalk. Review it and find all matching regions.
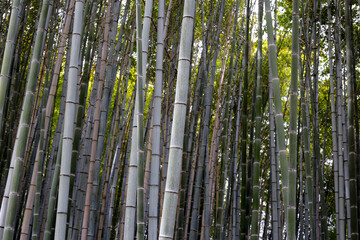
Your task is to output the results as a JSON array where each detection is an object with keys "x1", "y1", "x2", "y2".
[
  {"x1": 141, "y1": 0, "x2": 153, "y2": 88},
  {"x1": 158, "y1": 0, "x2": 196, "y2": 238},
  {"x1": 118, "y1": 114, "x2": 133, "y2": 240},
  {"x1": 148, "y1": 0, "x2": 164, "y2": 238},
  {"x1": 54, "y1": 0, "x2": 84, "y2": 238},
  {"x1": 67, "y1": 2, "x2": 100, "y2": 236},
  {"x1": 135, "y1": 0, "x2": 145, "y2": 238},
  {"x1": 123, "y1": 6, "x2": 143, "y2": 240},
  {"x1": 334, "y1": 0, "x2": 345, "y2": 236},
  {"x1": 178, "y1": 15, "x2": 206, "y2": 239}
]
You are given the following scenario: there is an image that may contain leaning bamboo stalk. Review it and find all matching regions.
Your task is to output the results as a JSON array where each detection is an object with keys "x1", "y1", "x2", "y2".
[
  {"x1": 87, "y1": 0, "x2": 121, "y2": 237},
  {"x1": 189, "y1": 2, "x2": 225, "y2": 237},
  {"x1": 2, "y1": 0, "x2": 51, "y2": 237},
  {"x1": 0, "y1": 0, "x2": 25, "y2": 233},
  {"x1": 80, "y1": 0, "x2": 112, "y2": 238},
  {"x1": 159, "y1": 0, "x2": 196, "y2": 238},
  {"x1": 32, "y1": 109, "x2": 47, "y2": 239},
  {"x1": 43, "y1": 134, "x2": 63, "y2": 240},
  {"x1": 0, "y1": 0, "x2": 21, "y2": 134},
  {"x1": 54, "y1": 0, "x2": 84, "y2": 238}
]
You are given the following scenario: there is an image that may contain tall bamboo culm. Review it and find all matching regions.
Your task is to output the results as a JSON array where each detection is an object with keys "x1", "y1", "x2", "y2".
[
  {"x1": 2, "y1": 0, "x2": 51, "y2": 238},
  {"x1": 264, "y1": 0, "x2": 289, "y2": 233},
  {"x1": 287, "y1": 0, "x2": 299, "y2": 237},
  {"x1": 250, "y1": 0, "x2": 263, "y2": 238},
  {"x1": 148, "y1": 0, "x2": 164, "y2": 238},
  {"x1": 135, "y1": 0, "x2": 145, "y2": 238},
  {"x1": 158, "y1": 0, "x2": 197, "y2": 238},
  {"x1": 54, "y1": 0, "x2": 84, "y2": 238}
]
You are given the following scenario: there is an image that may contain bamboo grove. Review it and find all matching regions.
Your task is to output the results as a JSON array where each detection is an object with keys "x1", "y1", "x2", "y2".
[{"x1": 0, "y1": 0, "x2": 360, "y2": 238}]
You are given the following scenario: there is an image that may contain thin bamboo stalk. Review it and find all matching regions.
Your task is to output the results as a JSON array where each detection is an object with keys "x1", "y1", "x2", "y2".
[{"x1": 250, "y1": 0, "x2": 263, "y2": 237}]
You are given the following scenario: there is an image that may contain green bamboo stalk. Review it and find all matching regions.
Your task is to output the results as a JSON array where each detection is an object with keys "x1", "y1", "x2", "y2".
[
  {"x1": 264, "y1": 0, "x2": 289, "y2": 235},
  {"x1": 32, "y1": 108, "x2": 47, "y2": 239},
  {"x1": 250, "y1": 0, "x2": 263, "y2": 238},
  {"x1": 0, "y1": 0, "x2": 21, "y2": 133},
  {"x1": 334, "y1": 1, "x2": 345, "y2": 236},
  {"x1": 21, "y1": 3, "x2": 56, "y2": 238},
  {"x1": 158, "y1": 0, "x2": 196, "y2": 238},
  {"x1": 345, "y1": 0, "x2": 359, "y2": 237},
  {"x1": 134, "y1": 0, "x2": 145, "y2": 238},
  {"x1": 43, "y1": 134, "x2": 62, "y2": 240},
  {"x1": 240, "y1": 0, "x2": 251, "y2": 237},
  {"x1": 327, "y1": 0, "x2": 340, "y2": 235},
  {"x1": 269, "y1": 63, "x2": 280, "y2": 239},
  {"x1": 0, "y1": 0, "x2": 24, "y2": 230},
  {"x1": 2, "y1": 0, "x2": 51, "y2": 237},
  {"x1": 287, "y1": 0, "x2": 299, "y2": 237}
]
